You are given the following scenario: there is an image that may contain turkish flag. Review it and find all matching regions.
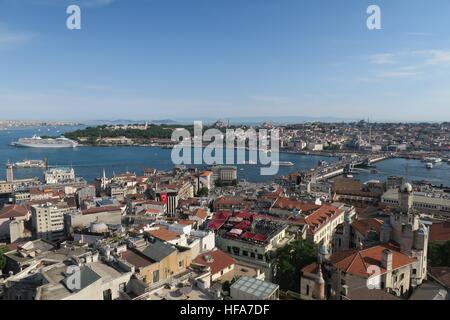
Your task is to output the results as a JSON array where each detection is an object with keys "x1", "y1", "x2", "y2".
[{"x1": 160, "y1": 193, "x2": 168, "y2": 204}]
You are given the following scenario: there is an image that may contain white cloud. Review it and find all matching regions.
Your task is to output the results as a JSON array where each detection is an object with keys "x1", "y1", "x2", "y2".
[
  {"x1": 415, "y1": 50, "x2": 450, "y2": 65},
  {"x1": 369, "y1": 53, "x2": 396, "y2": 65},
  {"x1": 377, "y1": 71, "x2": 418, "y2": 78},
  {"x1": 369, "y1": 49, "x2": 450, "y2": 79},
  {"x1": 0, "y1": 26, "x2": 36, "y2": 49}
]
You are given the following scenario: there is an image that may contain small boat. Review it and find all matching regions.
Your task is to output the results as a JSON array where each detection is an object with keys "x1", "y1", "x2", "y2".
[
  {"x1": 426, "y1": 163, "x2": 433, "y2": 169},
  {"x1": 272, "y1": 161, "x2": 294, "y2": 167}
]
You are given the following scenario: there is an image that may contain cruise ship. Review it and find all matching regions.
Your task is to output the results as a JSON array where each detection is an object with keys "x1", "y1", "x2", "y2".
[{"x1": 12, "y1": 135, "x2": 78, "y2": 148}]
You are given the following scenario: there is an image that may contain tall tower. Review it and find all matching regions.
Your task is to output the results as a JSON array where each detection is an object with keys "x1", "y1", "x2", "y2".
[
  {"x1": 398, "y1": 182, "x2": 414, "y2": 213},
  {"x1": 6, "y1": 162, "x2": 14, "y2": 182},
  {"x1": 389, "y1": 182, "x2": 428, "y2": 286}
]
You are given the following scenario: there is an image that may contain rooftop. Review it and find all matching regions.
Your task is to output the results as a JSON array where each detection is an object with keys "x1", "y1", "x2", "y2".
[{"x1": 231, "y1": 276, "x2": 278, "y2": 299}]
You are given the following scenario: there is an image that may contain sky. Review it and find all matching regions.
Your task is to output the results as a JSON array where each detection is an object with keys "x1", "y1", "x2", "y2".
[{"x1": 0, "y1": 0, "x2": 450, "y2": 122}]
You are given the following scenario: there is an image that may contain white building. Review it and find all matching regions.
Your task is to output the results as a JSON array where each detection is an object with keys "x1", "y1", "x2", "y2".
[
  {"x1": 31, "y1": 202, "x2": 75, "y2": 242},
  {"x1": 44, "y1": 168, "x2": 75, "y2": 184}
]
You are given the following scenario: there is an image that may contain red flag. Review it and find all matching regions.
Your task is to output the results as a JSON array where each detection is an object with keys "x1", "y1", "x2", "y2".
[{"x1": 160, "y1": 193, "x2": 168, "y2": 204}]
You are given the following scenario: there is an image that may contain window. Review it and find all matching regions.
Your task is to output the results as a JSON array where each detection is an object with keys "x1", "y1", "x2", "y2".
[
  {"x1": 103, "y1": 289, "x2": 112, "y2": 301},
  {"x1": 400, "y1": 274, "x2": 404, "y2": 281},
  {"x1": 153, "y1": 270, "x2": 160, "y2": 283},
  {"x1": 412, "y1": 269, "x2": 417, "y2": 275},
  {"x1": 243, "y1": 250, "x2": 248, "y2": 257},
  {"x1": 306, "y1": 285, "x2": 310, "y2": 296},
  {"x1": 250, "y1": 252, "x2": 255, "y2": 258},
  {"x1": 257, "y1": 254, "x2": 264, "y2": 260}
]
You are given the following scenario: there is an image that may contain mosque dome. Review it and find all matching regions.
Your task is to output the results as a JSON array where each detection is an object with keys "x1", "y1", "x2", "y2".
[
  {"x1": 90, "y1": 222, "x2": 108, "y2": 233},
  {"x1": 401, "y1": 182, "x2": 413, "y2": 193}
]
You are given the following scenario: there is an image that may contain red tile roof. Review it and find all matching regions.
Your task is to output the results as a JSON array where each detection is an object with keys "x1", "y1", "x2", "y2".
[
  {"x1": 177, "y1": 220, "x2": 196, "y2": 226},
  {"x1": 330, "y1": 244, "x2": 416, "y2": 278},
  {"x1": 216, "y1": 196, "x2": 243, "y2": 206},
  {"x1": 192, "y1": 208, "x2": 208, "y2": 219},
  {"x1": 148, "y1": 228, "x2": 179, "y2": 241},
  {"x1": 81, "y1": 206, "x2": 121, "y2": 215},
  {"x1": 208, "y1": 219, "x2": 227, "y2": 231},
  {"x1": 192, "y1": 249, "x2": 236, "y2": 274},
  {"x1": 304, "y1": 205, "x2": 343, "y2": 234},
  {"x1": 272, "y1": 197, "x2": 321, "y2": 212},
  {"x1": 199, "y1": 171, "x2": 212, "y2": 177},
  {"x1": 121, "y1": 249, "x2": 154, "y2": 268},
  {"x1": 0, "y1": 205, "x2": 29, "y2": 219},
  {"x1": 301, "y1": 262, "x2": 320, "y2": 275},
  {"x1": 430, "y1": 267, "x2": 450, "y2": 287},
  {"x1": 352, "y1": 218, "x2": 384, "y2": 237},
  {"x1": 429, "y1": 222, "x2": 450, "y2": 242},
  {"x1": 214, "y1": 211, "x2": 232, "y2": 220}
]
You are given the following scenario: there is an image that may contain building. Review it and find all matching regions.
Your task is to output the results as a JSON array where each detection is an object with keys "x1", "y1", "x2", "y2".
[
  {"x1": 191, "y1": 249, "x2": 236, "y2": 283},
  {"x1": 198, "y1": 171, "x2": 213, "y2": 190},
  {"x1": 44, "y1": 167, "x2": 76, "y2": 184},
  {"x1": 64, "y1": 206, "x2": 122, "y2": 236},
  {"x1": 381, "y1": 187, "x2": 450, "y2": 215},
  {"x1": 0, "y1": 204, "x2": 30, "y2": 243},
  {"x1": 31, "y1": 202, "x2": 76, "y2": 242},
  {"x1": 230, "y1": 276, "x2": 279, "y2": 300},
  {"x1": 120, "y1": 241, "x2": 191, "y2": 288},
  {"x1": 3, "y1": 240, "x2": 94, "y2": 274},
  {"x1": 300, "y1": 244, "x2": 417, "y2": 300},
  {"x1": 3, "y1": 252, "x2": 134, "y2": 300},
  {"x1": 380, "y1": 183, "x2": 429, "y2": 287},
  {"x1": 212, "y1": 166, "x2": 237, "y2": 185},
  {"x1": 214, "y1": 218, "x2": 291, "y2": 280},
  {"x1": 301, "y1": 182, "x2": 430, "y2": 300}
]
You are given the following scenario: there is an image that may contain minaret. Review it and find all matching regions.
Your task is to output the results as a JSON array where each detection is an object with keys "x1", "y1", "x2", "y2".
[
  {"x1": 314, "y1": 265, "x2": 326, "y2": 300},
  {"x1": 398, "y1": 182, "x2": 414, "y2": 213},
  {"x1": 101, "y1": 168, "x2": 107, "y2": 190}
]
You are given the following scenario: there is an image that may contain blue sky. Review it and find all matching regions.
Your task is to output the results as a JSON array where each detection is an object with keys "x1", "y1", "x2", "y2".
[{"x1": 1, "y1": 0, "x2": 450, "y2": 121}]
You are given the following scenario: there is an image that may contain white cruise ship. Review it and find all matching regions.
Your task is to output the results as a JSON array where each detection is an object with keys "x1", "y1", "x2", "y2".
[{"x1": 12, "y1": 135, "x2": 78, "y2": 148}]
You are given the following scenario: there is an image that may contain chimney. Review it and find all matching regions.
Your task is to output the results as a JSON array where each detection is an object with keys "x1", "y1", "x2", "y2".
[{"x1": 381, "y1": 249, "x2": 393, "y2": 271}]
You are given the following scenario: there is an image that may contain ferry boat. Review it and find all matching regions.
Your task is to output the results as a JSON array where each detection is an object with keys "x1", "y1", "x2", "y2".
[
  {"x1": 12, "y1": 135, "x2": 78, "y2": 148},
  {"x1": 272, "y1": 161, "x2": 294, "y2": 167},
  {"x1": 423, "y1": 157, "x2": 442, "y2": 164},
  {"x1": 13, "y1": 159, "x2": 46, "y2": 168}
]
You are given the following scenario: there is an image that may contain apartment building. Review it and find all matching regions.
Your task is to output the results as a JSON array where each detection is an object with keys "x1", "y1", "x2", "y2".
[{"x1": 31, "y1": 202, "x2": 76, "y2": 242}]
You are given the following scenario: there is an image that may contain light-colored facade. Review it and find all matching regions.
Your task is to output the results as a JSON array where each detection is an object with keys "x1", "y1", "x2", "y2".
[
  {"x1": 381, "y1": 188, "x2": 450, "y2": 214},
  {"x1": 44, "y1": 168, "x2": 75, "y2": 184},
  {"x1": 31, "y1": 203, "x2": 75, "y2": 242}
]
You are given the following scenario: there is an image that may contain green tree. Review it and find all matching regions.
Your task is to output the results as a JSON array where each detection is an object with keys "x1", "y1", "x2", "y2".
[
  {"x1": 197, "y1": 187, "x2": 209, "y2": 197},
  {"x1": 428, "y1": 241, "x2": 450, "y2": 267},
  {"x1": 272, "y1": 239, "x2": 317, "y2": 292},
  {"x1": 0, "y1": 246, "x2": 7, "y2": 271}
]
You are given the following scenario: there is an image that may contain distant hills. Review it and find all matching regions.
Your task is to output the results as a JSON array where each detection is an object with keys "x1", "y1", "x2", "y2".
[{"x1": 85, "y1": 116, "x2": 358, "y2": 126}]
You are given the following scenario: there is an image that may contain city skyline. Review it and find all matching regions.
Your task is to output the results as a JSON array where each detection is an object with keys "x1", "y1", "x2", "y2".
[{"x1": 1, "y1": 0, "x2": 450, "y2": 121}]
